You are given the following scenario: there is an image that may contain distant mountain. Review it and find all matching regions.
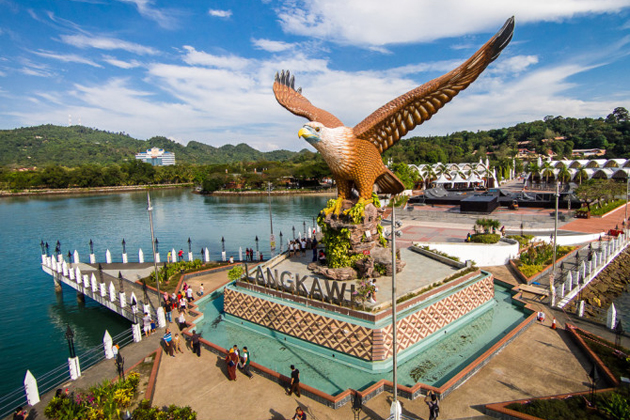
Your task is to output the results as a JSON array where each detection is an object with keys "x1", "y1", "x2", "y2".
[{"x1": 0, "y1": 125, "x2": 302, "y2": 167}]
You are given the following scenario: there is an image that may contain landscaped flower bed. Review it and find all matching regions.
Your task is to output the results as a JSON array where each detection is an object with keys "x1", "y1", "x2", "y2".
[{"x1": 514, "y1": 243, "x2": 575, "y2": 278}]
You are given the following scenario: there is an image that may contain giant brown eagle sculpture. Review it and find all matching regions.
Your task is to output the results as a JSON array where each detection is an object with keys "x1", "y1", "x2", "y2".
[{"x1": 274, "y1": 17, "x2": 514, "y2": 214}]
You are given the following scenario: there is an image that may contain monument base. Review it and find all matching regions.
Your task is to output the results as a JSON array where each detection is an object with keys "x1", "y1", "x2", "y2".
[{"x1": 315, "y1": 199, "x2": 405, "y2": 280}]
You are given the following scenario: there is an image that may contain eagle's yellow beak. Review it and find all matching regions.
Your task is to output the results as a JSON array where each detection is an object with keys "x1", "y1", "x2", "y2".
[{"x1": 298, "y1": 127, "x2": 311, "y2": 138}]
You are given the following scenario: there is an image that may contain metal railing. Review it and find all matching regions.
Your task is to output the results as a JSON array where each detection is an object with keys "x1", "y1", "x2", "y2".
[{"x1": 0, "y1": 328, "x2": 133, "y2": 419}]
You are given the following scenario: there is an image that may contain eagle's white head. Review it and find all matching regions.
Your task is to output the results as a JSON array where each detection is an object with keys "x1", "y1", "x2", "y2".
[{"x1": 298, "y1": 122, "x2": 354, "y2": 173}]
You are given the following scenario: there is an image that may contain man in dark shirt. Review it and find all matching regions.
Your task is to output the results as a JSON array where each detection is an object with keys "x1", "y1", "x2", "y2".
[
  {"x1": 191, "y1": 330, "x2": 201, "y2": 357},
  {"x1": 287, "y1": 364, "x2": 300, "y2": 397}
]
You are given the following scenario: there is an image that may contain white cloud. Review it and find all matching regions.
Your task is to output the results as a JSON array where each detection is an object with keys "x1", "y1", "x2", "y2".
[
  {"x1": 181, "y1": 46, "x2": 251, "y2": 70},
  {"x1": 102, "y1": 55, "x2": 142, "y2": 69},
  {"x1": 252, "y1": 38, "x2": 295, "y2": 53},
  {"x1": 117, "y1": 0, "x2": 177, "y2": 29},
  {"x1": 31, "y1": 49, "x2": 102, "y2": 67},
  {"x1": 276, "y1": 0, "x2": 630, "y2": 46},
  {"x1": 59, "y1": 34, "x2": 159, "y2": 55},
  {"x1": 208, "y1": 9, "x2": 232, "y2": 18}
]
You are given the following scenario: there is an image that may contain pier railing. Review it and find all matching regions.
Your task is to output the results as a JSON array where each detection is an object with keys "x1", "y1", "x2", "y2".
[
  {"x1": 0, "y1": 328, "x2": 133, "y2": 420},
  {"x1": 553, "y1": 230, "x2": 629, "y2": 313}
]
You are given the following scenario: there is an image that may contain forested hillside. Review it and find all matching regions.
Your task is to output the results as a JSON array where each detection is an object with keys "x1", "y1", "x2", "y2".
[
  {"x1": 383, "y1": 107, "x2": 630, "y2": 164},
  {"x1": 0, "y1": 125, "x2": 302, "y2": 167}
]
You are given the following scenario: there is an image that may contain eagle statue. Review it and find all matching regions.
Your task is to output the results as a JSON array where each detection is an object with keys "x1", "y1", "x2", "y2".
[{"x1": 274, "y1": 17, "x2": 514, "y2": 214}]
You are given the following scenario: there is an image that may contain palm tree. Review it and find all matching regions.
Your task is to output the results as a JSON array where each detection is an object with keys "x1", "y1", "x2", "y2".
[
  {"x1": 575, "y1": 165, "x2": 588, "y2": 185},
  {"x1": 541, "y1": 161, "x2": 555, "y2": 185},
  {"x1": 557, "y1": 165, "x2": 571, "y2": 185},
  {"x1": 424, "y1": 166, "x2": 437, "y2": 188},
  {"x1": 527, "y1": 161, "x2": 540, "y2": 186}
]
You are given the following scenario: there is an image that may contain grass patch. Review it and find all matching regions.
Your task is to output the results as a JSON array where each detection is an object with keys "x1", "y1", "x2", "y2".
[
  {"x1": 588, "y1": 199, "x2": 626, "y2": 216},
  {"x1": 142, "y1": 261, "x2": 226, "y2": 293},
  {"x1": 397, "y1": 266, "x2": 478, "y2": 304},
  {"x1": 574, "y1": 329, "x2": 630, "y2": 381}
]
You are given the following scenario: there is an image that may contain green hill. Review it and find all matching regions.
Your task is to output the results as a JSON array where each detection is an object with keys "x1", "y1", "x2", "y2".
[{"x1": 0, "y1": 125, "x2": 301, "y2": 167}]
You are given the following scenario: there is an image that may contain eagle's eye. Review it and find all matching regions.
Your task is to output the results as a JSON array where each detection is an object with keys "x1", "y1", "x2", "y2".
[{"x1": 315, "y1": 127, "x2": 320, "y2": 132}]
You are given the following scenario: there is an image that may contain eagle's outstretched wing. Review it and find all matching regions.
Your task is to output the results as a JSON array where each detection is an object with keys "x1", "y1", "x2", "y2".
[
  {"x1": 353, "y1": 16, "x2": 515, "y2": 153},
  {"x1": 273, "y1": 70, "x2": 344, "y2": 129}
]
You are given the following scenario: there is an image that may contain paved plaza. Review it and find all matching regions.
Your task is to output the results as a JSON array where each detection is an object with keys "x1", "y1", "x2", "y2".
[{"x1": 27, "y1": 195, "x2": 630, "y2": 420}]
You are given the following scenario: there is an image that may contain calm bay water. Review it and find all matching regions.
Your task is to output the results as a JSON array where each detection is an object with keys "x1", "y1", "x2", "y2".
[{"x1": 0, "y1": 189, "x2": 330, "y2": 397}]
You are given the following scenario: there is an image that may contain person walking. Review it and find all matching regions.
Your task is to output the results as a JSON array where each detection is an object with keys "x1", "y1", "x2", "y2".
[
  {"x1": 163, "y1": 328, "x2": 174, "y2": 357},
  {"x1": 142, "y1": 312, "x2": 152, "y2": 337},
  {"x1": 186, "y1": 286, "x2": 194, "y2": 302},
  {"x1": 291, "y1": 406, "x2": 306, "y2": 420},
  {"x1": 425, "y1": 390, "x2": 440, "y2": 420},
  {"x1": 238, "y1": 346, "x2": 253, "y2": 379},
  {"x1": 178, "y1": 311, "x2": 186, "y2": 331},
  {"x1": 287, "y1": 365, "x2": 300, "y2": 397},
  {"x1": 164, "y1": 301, "x2": 172, "y2": 323},
  {"x1": 225, "y1": 348, "x2": 239, "y2": 380},
  {"x1": 191, "y1": 330, "x2": 201, "y2": 357},
  {"x1": 173, "y1": 333, "x2": 184, "y2": 354},
  {"x1": 178, "y1": 249, "x2": 184, "y2": 261}
]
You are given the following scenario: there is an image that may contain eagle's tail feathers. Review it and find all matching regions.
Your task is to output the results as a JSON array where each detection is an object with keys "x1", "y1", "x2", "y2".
[{"x1": 376, "y1": 169, "x2": 405, "y2": 195}]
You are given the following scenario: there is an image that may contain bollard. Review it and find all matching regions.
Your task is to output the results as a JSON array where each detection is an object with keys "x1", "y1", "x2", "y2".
[
  {"x1": 90, "y1": 253, "x2": 96, "y2": 264},
  {"x1": 103, "y1": 330, "x2": 114, "y2": 359},
  {"x1": 155, "y1": 252, "x2": 161, "y2": 263},
  {"x1": 578, "y1": 300, "x2": 585, "y2": 317},
  {"x1": 73, "y1": 250, "x2": 80, "y2": 264},
  {"x1": 204, "y1": 247, "x2": 210, "y2": 263},
  {"x1": 106, "y1": 249, "x2": 112, "y2": 264},
  {"x1": 122, "y1": 252, "x2": 128, "y2": 264},
  {"x1": 68, "y1": 356, "x2": 81, "y2": 380},
  {"x1": 24, "y1": 370, "x2": 40, "y2": 406},
  {"x1": 607, "y1": 303, "x2": 617, "y2": 330},
  {"x1": 138, "y1": 248, "x2": 144, "y2": 263},
  {"x1": 109, "y1": 282, "x2": 116, "y2": 302},
  {"x1": 188, "y1": 251, "x2": 193, "y2": 262},
  {"x1": 157, "y1": 307, "x2": 166, "y2": 328},
  {"x1": 132, "y1": 323, "x2": 142, "y2": 342},
  {"x1": 119, "y1": 292, "x2": 126, "y2": 308}
]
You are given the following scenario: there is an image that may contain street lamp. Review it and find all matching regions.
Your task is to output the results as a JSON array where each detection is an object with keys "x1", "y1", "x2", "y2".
[
  {"x1": 55, "y1": 240, "x2": 61, "y2": 255},
  {"x1": 89, "y1": 239, "x2": 94, "y2": 255},
  {"x1": 279, "y1": 231, "x2": 283, "y2": 253},
  {"x1": 550, "y1": 182, "x2": 559, "y2": 305},
  {"x1": 155, "y1": 238, "x2": 159, "y2": 254},
  {"x1": 303, "y1": 221, "x2": 307, "y2": 237},
  {"x1": 65, "y1": 325, "x2": 76, "y2": 358},
  {"x1": 67, "y1": 251, "x2": 72, "y2": 261},
  {"x1": 188, "y1": 238, "x2": 192, "y2": 254},
  {"x1": 255, "y1": 236, "x2": 259, "y2": 260},
  {"x1": 268, "y1": 182, "x2": 275, "y2": 256},
  {"x1": 221, "y1": 237, "x2": 225, "y2": 253},
  {"x1": 118, "y1": 271, "x2": 124, "y2": 293},
  {"x1": 148, "y1": 192, "x2": 161, "y2": 299},
  {"x1": 40, "y1": 240, "x2": 45, "y2": 255},
  {"x1": 45, "y1": 242, "x2": 49, "y2": 256},
  {"x1": 292, "y1": 226, "x2": 296, "y2": 240},
  {"x1": 121, "y1": 238, "x2": 126, "y2": 255},
  {"x1": 389, "y1": 197, "x2": 404, "y2": 420}
]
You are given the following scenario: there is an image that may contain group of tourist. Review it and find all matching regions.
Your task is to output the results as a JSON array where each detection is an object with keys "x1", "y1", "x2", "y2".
[
  {"x1": 162, "y1": 327, "x2": 185, "y2": 357},
  {"x1": 288, "y1": 237, "x2": 319, "y2": 258},
  {"x1": 224, "y1": 344, "x2": 253, "y2": 380},
  {"x1": 245, "y1": 248, "x2": 263, "y2": 261}
]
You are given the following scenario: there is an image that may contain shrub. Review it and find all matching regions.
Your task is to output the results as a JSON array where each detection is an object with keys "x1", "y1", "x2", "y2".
[
  {"x1": 590, "y1": 199, "x2": 626, "y2": 216},
  {"x1": 228, "y1": 265, "x2": 244, "y2": 281},
  {"x1": 519, "y1": 264, "x2": 544, "y2": 278},
  {"x1": 470, "y1": 233, "x2": 500, "y2": 244},
  {"x1": 506, "y1": 234, "x2": 534, "y2": 248}
]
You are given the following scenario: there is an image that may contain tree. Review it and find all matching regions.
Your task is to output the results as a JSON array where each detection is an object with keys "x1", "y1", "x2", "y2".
[{"x1": 391, "y1": 163, "x2": 419, "y2": 190}]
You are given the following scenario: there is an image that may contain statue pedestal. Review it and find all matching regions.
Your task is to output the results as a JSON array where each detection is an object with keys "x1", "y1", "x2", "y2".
[{"x1": 312, "y1": 200, "x2": 405, "y2": 280}]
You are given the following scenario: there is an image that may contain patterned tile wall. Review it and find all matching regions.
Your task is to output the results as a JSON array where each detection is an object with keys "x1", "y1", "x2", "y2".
[{"x1": 224, "y1": 275, "x2": 494, "y2": 361}]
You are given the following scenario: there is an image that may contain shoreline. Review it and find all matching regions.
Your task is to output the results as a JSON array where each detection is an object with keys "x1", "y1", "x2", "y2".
[{"x1": 0, "y1": 184, "x2": 336, "y2": 198}]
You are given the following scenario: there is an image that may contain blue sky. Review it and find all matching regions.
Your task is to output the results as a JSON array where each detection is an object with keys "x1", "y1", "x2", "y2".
[{"x1": 0, "y1": 0, "x2": 629, "y2": 152}]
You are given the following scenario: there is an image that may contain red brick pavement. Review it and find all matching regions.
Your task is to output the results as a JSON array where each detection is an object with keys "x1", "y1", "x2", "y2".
[{"x1": 561, "y1": 203, "x2": 629, "y2": 234}]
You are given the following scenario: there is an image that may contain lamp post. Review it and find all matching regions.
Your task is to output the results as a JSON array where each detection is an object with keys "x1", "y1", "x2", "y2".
[
  {"x1": 89, "y1": 239, "x2": 94, "y2": 255},
  {"x1": 255, "y1": 236, "x2": 259, "y2": 260},
  {"x1": 279, "y1": 231, "x2": 283, "y2": 253},
  {"x1": 147, "y1": 192, "x2": 161, "y2": 300},
  {"x1": 56, "y1": 240, "x2": 61, "y2": 255},
  {"x1": 389, "y1": 198, "x2": 404, "y2": 420},
  {"x1": 65, "y1": 325, "x2": 76, "y2": 358},
  {"x1": 268, "y1": 182, "x2": 275, "y2": 256},
  {"x1": 188, "y1": 237, "x2": 192, "y2": 254},
  {"x1": 303, "y1": 221, "x2": 307, "y2": 237},
  {"x1": 45, "y1": 242, "x2": 49, "y2": 256},
  {"x1": 292, "y1": 226, "x2": 296, "y2": 240},
  {"x1": 121, "y1": 238, "x2": 126, "y2": 255},
  {"x1": 118, "y1": 271, "x2": 124, "y2": 293},
  {"x1": 40, "y1": 240, "x2": 45, "y2": 255},
  {"x1": 550, "y1": 182, "x2": 559, "y2": 306},
  {"x1": 221, "y1": 237, "x2": 225, "y2": 253}
]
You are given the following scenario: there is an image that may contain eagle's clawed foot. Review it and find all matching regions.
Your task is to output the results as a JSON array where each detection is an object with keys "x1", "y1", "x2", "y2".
[{"x1": 324, "y1": 199, "x2": 345, "y2": 216}]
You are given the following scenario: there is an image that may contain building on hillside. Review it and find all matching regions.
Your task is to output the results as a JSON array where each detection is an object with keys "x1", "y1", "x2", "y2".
[
  {"x1": 135, "y1": 147, "x2": 176, "y2": 166},
  {"x1": 571, "y1": 148, "x2": 606, "y2": 157}
]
